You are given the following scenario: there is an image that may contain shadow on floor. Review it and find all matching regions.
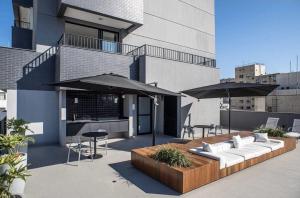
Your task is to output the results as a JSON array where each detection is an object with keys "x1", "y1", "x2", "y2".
[
  {"x1": 109, "y1": 160, "x2": 180, "y2": 196},
  {"x1": 27, "y1": 144, "x2": 92, "y2": 169}
]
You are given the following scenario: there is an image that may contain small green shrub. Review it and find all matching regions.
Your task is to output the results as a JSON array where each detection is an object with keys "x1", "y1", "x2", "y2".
[
  {"x1": 151, "y1": 147, "x2": 191, "y2": 168},
  {"x1": 255, "y1": 127, "x2": 285, "y2": 137}
]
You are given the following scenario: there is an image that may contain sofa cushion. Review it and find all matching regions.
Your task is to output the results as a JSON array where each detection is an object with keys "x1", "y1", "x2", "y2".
[
  {"x1": 284, "y1": 132, "x2": 300, "y2": 138},
  {"x1": 225, "y1": 144, "x2": 271, "y2": 160},
  {"x1": 255, "y1": 133, "x2": 269, "y2": 142},
  {"x1": 241, "y1": 136, "x2": 255, "y2": 145},
  {"x1": 189, "y1": 147, "x2": 243, "y2": 169},
  {"x1": 253, "y1": 139, "x2": 284, "y2": 151}
]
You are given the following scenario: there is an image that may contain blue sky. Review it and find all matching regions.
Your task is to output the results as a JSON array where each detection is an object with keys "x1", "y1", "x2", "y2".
[
  {"x1": 216, "y1": 0, "x2": 300, "y2": 78},
  {"x1": 0, "y1": 0, "x2": 299, "y2": 78}
]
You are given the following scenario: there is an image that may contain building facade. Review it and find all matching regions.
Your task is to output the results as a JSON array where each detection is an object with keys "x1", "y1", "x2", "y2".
[
  {"x1": 232, "y1": 63, "x2": 266, "y2": 111},
  {"x1": 0, "y1": 0, "x2": 219, "y2": 145}
]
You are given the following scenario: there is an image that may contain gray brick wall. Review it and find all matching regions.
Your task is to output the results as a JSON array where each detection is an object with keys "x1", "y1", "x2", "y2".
[
  {"x1": 0, "y1": 47, "x2": 40, "y2": 90},
  {"x1": 60, "y1": 0, "x2": 143, "y2": 25},
  {"x1": 58, "y1": 46, "x2": 138, "y2": 81}
]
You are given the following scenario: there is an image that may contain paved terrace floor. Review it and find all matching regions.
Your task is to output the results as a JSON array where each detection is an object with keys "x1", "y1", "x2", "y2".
[{"x1": 25, "y1": 134, "x2": 300, "y2": 198}]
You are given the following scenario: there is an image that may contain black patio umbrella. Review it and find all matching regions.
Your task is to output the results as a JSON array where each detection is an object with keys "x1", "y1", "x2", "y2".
[
  {"x1": 181, "y1": 82, "x2": 279, "y2": 133},
  {"x1": 51, "y1": 73, "x2": 181, "y2": 146}
]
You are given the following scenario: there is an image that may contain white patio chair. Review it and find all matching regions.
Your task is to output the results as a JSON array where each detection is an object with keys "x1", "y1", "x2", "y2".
[
  {"x1": 207, "y1": 124, "x2": 223, "y2": 137},
  {"x1": 96, "y1": 129, "x2": 108, "y2": 155},
  {"x1": 264, "y1": 117, "x2": 279, "y2": 129},
  {"x1": 67, "y1": 135, "x2": 93, "y2": 165},
  {"x1": 284, "y1": 119, "x2": 300, "y2": 142}
]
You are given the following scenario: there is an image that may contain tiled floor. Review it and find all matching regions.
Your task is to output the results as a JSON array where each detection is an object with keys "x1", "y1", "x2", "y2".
[{"x1": 25, "y1": 135, "x2": 300, "y2": 198}]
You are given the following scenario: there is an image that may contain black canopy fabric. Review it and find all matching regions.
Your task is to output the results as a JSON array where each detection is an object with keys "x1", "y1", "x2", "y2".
[
  {"x1": 182, "y1": 82, "x2": 279, "y2": 99},
  {"x1": 52, "y1": 73, "x2": 180, "y2": 97},
  {"x1": 52, "y1": 73, "x2": 180, "y2": 146},
  {"x1": 182, "y1": 82, "x2": 279, "y2": 134}
]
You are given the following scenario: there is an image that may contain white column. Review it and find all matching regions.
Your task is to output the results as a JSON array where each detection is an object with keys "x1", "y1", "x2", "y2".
[
  {"x1": 127, "y1": 95, "x2": 137, "y2": 137},
  {"x1": 58, "y1": 90, "x2": 66, "y2": 146},
  {"x1": 6, "y1": 90, "x2": 17, "y2": 119}
]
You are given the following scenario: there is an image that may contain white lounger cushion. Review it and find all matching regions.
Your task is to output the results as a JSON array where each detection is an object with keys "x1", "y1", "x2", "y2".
[
  {"x1": 253, "y1": 139, "x2": 284, "y2": 151},
  {"x1": 189, "y1": 147, "x2": 244, "y2": 169},
  {"x1": 225, "y1": 144, "x2": 271, "y2": 160},
  {"x1": 284, "y1": 132, "x2": 300, "y2": 138}
]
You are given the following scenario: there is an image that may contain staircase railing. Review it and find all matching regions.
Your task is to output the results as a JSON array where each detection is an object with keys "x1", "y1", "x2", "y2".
[{"x1": 23, "y1": 46, "x2": 59, "y2": 76}]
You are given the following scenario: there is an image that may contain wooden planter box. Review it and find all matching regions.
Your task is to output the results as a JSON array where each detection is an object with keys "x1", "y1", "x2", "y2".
[
  {"x1": 131, "y1": 147, "x2": 219, "y2": 193},
  {"x1": 131, "y1": 132, "x2": 297, "y2": 194}
]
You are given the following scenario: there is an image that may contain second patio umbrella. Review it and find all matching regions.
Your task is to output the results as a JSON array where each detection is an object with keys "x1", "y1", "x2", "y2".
[{"x1": 181, "y1": 82, "x2": 279, "y2": 133}]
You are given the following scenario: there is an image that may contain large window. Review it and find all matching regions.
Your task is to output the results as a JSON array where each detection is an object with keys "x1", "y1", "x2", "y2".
[
  {"x1": 66, "y1": 91, "x2": 123, "y2": 121},
  {"x1": 65, "y1": 22, "x2": 119, "y2": 52}
]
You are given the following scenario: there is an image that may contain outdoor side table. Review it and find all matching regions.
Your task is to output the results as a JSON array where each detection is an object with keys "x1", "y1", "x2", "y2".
[
  {"x1": 192, "y1": 125, "x2": 214, "y2": 138},
  {"x1": 82, "y1": 131, "x2": 108, "y2": 159}
]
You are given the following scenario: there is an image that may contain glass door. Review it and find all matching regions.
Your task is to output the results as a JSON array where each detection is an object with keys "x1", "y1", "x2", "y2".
[
  {"x1": 102, "y1": 31, "x2": 118, "y2": 53},
  {"x1": 137, "y1": 96, "x2": 152, "y2": 135}
]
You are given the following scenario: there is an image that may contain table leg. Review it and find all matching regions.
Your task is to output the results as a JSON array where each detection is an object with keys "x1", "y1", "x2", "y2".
[
  {"x1": 202, "y1": 128, "x2": 205, "y2": 138},
  {"x1": 94, "y1": 137, "x2": 97, "y2": 157}
]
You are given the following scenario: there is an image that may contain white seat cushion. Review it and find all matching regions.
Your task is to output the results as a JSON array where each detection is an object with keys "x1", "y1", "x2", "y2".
[
  {"x1": 253, "y1": 139, "x2": 284, "y2": 151},
  {"x1": 284, "y1": 132, "x2": 300, "y2": 138},
  {"x1": 225, "y1": 144, "x2": 271, "y2": 160},
  {"x1": 189, "y1": 147, "x2": 244, "y2": 169},
  {"x1": 241, "y1": 136, "x2": 255, "y2": 145}
]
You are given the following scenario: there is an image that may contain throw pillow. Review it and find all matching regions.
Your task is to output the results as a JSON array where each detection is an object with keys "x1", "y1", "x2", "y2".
[
  {"x1": 255, "y1": 133, "x2": 269, "y2": 142},
  {"x1": 202, "y1": 142, "x2": 216, "y2": 153},
  {"x1": 232, "y1": 135, "x2": 243, "y2": 148}
]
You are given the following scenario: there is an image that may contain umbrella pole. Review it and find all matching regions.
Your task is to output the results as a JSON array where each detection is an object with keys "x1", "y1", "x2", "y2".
[
  {"x1": 153, "y1": 95, "x2": 158, "y2": 146},
  {"x1": 227, "y1": 91, "x2": 231, "y2": 134}
]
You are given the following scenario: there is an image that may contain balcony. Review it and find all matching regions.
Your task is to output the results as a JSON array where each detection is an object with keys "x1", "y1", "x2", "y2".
[
  {"x1": 57, "y1": 34, "x2": 139, "y2": 81},
  {"x1": 58, "y1": 34, "x2": 216, "y2": 68},
  {"x1": 57, "y1": 0, "x2": 143, "y2": 32}
]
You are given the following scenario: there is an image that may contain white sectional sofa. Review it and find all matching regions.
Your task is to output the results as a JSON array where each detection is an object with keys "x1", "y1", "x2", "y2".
[{"x1": 189, "y1": 135, "x2": 284, "y2": 169}]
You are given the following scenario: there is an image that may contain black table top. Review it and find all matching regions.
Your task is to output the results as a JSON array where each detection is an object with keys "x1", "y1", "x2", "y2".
[
  {"x1": 82, "y1": 132, "x2": 108, "y2": 138},
  {"x1": 192, "y1": 124, "x2": 213, "y2": 128}
]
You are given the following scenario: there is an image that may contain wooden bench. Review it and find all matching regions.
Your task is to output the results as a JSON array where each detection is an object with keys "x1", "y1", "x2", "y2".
[{"x1": 131, "y1": 131, "x2": 297, "y2": 193}]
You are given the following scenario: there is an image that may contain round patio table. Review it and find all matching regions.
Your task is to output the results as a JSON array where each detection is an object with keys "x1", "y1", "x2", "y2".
[
  {"x1": 192, "y1": 125, "x2": 214, "y2": 138},
  {"x1": 82, "y1": 131, "x2": 108, "y2": 159}
]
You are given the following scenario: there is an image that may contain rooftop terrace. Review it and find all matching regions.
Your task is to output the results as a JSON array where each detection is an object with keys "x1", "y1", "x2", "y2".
[{"x1": 25, "y1": 134, "x2": 300, "y2": 198}]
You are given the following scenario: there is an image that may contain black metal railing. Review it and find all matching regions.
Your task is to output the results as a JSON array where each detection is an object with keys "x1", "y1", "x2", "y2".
[
  {"x1": 58, "y1": 34, "x2": 140, "y2": 56},
  {"x1": 58, "y1": 33, "x2": 216, "y2": 67},
  {"x1": 23, "y1": 46, "x2": 58, "y2": 75},
  {"x1": 14, "y1": 20, "x2": 31, "y2": 29}
]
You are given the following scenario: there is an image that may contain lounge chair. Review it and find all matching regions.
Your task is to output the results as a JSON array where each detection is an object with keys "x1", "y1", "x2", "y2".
[
  {"x1": 264, "y1": 117, "x2": 279, "y2": 129},
  {"x1": 284, "y1": 119, "x2": 300, "y2": 142}
]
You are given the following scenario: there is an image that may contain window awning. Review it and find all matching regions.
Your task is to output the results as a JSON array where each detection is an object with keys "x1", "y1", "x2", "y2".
[{"x1": 51, "y1": 73, "x2": 181, "y2": 97}]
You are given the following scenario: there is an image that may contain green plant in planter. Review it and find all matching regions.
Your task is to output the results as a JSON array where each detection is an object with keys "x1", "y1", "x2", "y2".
[
  {"x1": 151, "y1": 147, "x2": 192, "y2": 168},
  {"x1": 254, "y1": 127, "x2": 285, "y2": 137},
  {"x1": 0, "y1": 154, "x2": 30, "y2": 198},
  {"x1": 0, "y1": 134, "x2": 34, "y2": 154},
  {"x1": 7, "y1": 118, "x2": 32, "y2": 136}
]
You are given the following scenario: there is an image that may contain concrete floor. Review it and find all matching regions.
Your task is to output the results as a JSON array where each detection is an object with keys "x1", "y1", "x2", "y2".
[{"x1": 25, "y1": 135, "x2": 300, "y2": 198}]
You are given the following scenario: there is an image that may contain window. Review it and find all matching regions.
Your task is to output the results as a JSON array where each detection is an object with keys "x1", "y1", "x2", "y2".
[
  {"x1": 240, "y1": 106, "x2": 244, "y2": 109},
  {"x1": 246, "y1": 106, "x2": 251, "y2": 110},
  {"x1": 239, "y1": 100, "x2": 243, "y2": 103},
  {"x1": 239, "y1": 75, "x2": 244, "y2": 78}
]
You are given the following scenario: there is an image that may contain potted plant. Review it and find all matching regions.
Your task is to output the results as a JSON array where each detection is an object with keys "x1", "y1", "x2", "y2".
[
  {"x1": 151, "y1": 146, "x2": 191, "y2": 168},
  {"x1": 0, "y1": 134, "x2": 34, "y2": 167},
  {"x1": 254, "y1": 127, "x2": 285, "y2": 137},
  {"x1": 0, "y1": 154, "x2": 30, "y2": 197},
  {"x1": 6, "y1": 118, "x2": 33, "y2": 154}
]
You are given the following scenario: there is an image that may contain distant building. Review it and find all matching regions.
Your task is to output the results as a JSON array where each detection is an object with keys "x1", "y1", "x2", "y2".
[
  {"x1": 223, "y1": 63, "x2": 300, "y2": 113},
  {"x1": 232, "y1": 63, "x2": 266, "y2": 111}
]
